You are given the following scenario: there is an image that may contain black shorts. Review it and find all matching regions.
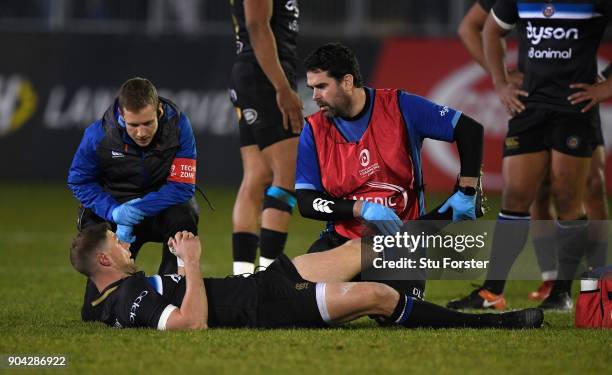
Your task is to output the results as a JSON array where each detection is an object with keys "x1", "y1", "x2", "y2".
[
  {"x1": 229, "y1": 60, "x2": 299, "y2": 149},
  {"x1": 503, "y1": 108, "x2": 601, "y2": 157},
  {"x1": 254, "y1": 254, "x2": 327, "y2": 328}
]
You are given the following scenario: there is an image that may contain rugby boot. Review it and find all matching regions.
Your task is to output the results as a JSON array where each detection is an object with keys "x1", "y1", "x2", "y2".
[
  {"x1": 495, "y1": 308, "x2": 544, "y2": 329},
  {"x1": 447, "y1": 287, "x2": 506, "y2": 311},
  {"x1": 538, "y1": 291, "x2": 573, "y2": 312},
  {"x1": 527, "y1": 280, "x2": 554, "y2": 301}
]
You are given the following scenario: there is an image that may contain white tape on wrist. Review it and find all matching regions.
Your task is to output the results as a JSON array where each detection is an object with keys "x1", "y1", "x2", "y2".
[{"x1": 169, "y1": 246, "x2": 184, "y2": 267}]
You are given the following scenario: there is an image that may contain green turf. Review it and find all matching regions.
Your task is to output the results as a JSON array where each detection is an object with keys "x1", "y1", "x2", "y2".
[{"x1": 0, "y1": 184, "x2": 610, "y2": 374}]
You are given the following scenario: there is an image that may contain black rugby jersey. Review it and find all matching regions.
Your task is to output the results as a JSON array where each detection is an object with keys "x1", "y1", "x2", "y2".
[
  {"x1": 491, "y1": 0, "x2": 611, "y2": 112},
  {"x1": 229, "y1": 0, "x2": 299, "y2": 64},
  {"x1": 81, "y1": 272, "x2": 258, "y2": 329}
]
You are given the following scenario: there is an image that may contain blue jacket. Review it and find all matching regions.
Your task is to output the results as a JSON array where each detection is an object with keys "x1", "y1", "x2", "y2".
[{"x1": 67, "y1": 97, "x2": 197, "y2": 221}]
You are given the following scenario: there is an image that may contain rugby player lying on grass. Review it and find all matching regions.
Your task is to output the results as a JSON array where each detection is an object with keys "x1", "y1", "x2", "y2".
[{"x1": 70, "y1": 223, "x2": 543, "y2": 330}]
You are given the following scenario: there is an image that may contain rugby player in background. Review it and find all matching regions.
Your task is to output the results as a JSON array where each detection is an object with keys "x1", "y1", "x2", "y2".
[
  {"x1": 228, "y1": 0, "x2": 303, "y2": 275},
  {"x1": 449, "y1": 0, "x2": 611, "y2": 311}
]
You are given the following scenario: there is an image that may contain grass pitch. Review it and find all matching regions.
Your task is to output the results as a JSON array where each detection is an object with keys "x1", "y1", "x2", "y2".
[{"x1": 0, "y1": 184, "x2": 610, "y2": 374}]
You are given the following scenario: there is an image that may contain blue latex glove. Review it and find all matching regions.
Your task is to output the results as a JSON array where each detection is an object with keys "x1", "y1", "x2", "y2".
[
  {"x1": 111, "y1": 198, "x2": 145, "y2": 226},
  {"x1": 438, "y1": 191, "x2": 476, "y2": 222},
  {"x1": 116, "y1": 224, "x2": 136, "y2": 243},
  {"x1": 360, "y1": 201, "x2": 403, "y2": 235}
]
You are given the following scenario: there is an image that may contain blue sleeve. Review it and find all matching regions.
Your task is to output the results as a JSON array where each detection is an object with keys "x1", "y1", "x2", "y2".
[
  {"x1": 399, "y1": 92, "x2": 461, "y2": 143},
  {"x1": 67, "y1": 121, "x2": 120, "y2": 221},
  {"x1": 295, "y1": 123, "x2": 323, "y2": 191},
  {"x1": 130, "y1": 113, "x2": 197, "y2": 216}
]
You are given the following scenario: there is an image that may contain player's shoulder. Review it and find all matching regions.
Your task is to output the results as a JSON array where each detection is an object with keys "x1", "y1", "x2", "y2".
[
  {"x1": 82, "y1": 119, "x2": 106, "y2": 144},
  {"x1": 117, "y1": 272, "x2": 152, "y2": 297}
]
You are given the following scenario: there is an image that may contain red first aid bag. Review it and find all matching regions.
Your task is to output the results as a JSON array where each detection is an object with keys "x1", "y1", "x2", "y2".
[{"x1": 575, "y1": 268, "x2": 612, "y2": 329}]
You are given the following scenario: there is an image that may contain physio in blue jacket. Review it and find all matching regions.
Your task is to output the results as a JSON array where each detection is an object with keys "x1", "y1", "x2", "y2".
[{"x1": 68, "y1": 77, "x2": 199, "y2": 275}]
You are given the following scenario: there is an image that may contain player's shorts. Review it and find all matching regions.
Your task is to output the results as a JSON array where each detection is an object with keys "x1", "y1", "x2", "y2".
[
  {"x1": 503, "y1": 108, "x2": 601, "y2": 157},
  {"x1": 229, "y1": 60, "x2": 299, "y2": 149},
  {"x1": 253, "y1": 254, "x2": 329, "y2": 328}
]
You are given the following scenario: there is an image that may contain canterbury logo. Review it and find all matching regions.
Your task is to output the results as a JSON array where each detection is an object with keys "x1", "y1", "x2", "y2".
[{"x1": 313, "y1": 198, "x2": 334, "y2": 213}]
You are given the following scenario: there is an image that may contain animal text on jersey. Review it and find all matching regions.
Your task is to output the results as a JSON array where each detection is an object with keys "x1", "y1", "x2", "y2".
[
  {"x1": 229, "y1": 0, "x2": 299, "y2": 64},
  {"x1": 492, "y1": 0, "x2": 610, "y2": 112}
]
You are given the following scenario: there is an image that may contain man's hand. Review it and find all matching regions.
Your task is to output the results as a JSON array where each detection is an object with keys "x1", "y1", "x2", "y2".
[
  {"x1": 494, "y1": 81, "x2": 528, "y2": 116},
  {"x1": 568, "y1": 81, "x2": 612, "y2": 113},
  {"x1": 111, "y1": 198, "x2": 145, "y2": 226},
  {"x1": 506, "y1": 69, "x2": 524, "y2": 88},
  {"x1": 168, "y1": 231, "x2": 201, "y2": 264},
  {"x1": 359, "y1": 201, "x2": 403, "y2": 235},
  {"x1": 438, "y1": 190, "x2": 477, "y2": 222},
  {"x1": 276, "y1": 86, "x2": 304, "y2": 134},
  {"x1": 116, "y1": 224, "x2": 136, "y2": 244}
]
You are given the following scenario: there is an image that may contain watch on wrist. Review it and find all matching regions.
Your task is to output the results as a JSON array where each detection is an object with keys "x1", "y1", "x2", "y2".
[{"x1": 458, "y1": 186, "x2": 477, "y2": 196}]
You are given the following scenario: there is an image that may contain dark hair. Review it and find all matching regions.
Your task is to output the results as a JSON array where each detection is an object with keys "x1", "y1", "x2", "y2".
[
  {"x1": 118, "y1": 77, "x2": 159, "y2": 112},
  {"x1": 304, "y1": 43, "x2": 363, "y2": 87},
  {"x1": 70, "y1": 223, "x2": 110, "y2": 277}
]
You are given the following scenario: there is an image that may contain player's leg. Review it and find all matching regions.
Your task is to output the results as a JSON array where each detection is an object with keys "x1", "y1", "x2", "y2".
[
  {"x1": 583, "y1": 145, "x2": 608, "y2": 269},
  {"x1": 292, "y1": 238, "x2": 362, "y2": 283},
  {"x1": 232, "y1": 144, "x2": 273, "y2": 274},
  {"x1": 321, "y1": 282, "x2": 543, "y2": 329},
  {"x1": 528, "y1": 174, "x2": 557, "y2": 301},
  {"x1": 230, "y1": 61, "x2": 275, "y2": 274},
  {"x1": 259, "y1": 135, "x2": 298, "y2": 267},
  {"x1": 447, "y1": 152, "x2": 549, "y2": 310},
  {"x1": 540, "y1": 111, "x2": 595, "y2": 310},
  {"x1": 448, "y1": 110, "x2": 550, "y2": 310},
  {"x1": 154, "y1": 199, "x2": 199, "y2": 275}
]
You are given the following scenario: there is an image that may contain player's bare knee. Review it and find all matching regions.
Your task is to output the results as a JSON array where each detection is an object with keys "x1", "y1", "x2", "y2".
[{"x1": 503, "y1": 190, "x2": 534, "y2": 212}]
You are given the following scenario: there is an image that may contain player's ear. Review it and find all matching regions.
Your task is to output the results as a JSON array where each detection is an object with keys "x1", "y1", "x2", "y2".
[
  {"x1": 342, "y1": 74, "x2": 354, "y2": 91},
  {"x1": 157, "y1": 103, "x2": 164, "y2": 120},
  {"x1": 97, "y1": 252, "x2": 112, "y2": 267}
]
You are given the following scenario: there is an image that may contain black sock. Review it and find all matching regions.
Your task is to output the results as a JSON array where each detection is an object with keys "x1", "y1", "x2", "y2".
[
  {"x1": 483, "y1": 211, "x2": 531, "y2": 294},
  {"x1": 550, "y1": 218, "x2": 588, "y2": 296},
  {"x1": 395, "y1": 295, "x2": 498, "y2": 328},
  {"x1": 260, "y1": 228, "x2": 287, "y2": 260},
  {"x1": 586, "y1": 221, "x2": 608, "y2": 270},
  {"x1": 532, "y1": 235, "x2": 557, "y2": 278},
  {"x1": 232, "y1": 232, "x2": 258, "y2": 263}
]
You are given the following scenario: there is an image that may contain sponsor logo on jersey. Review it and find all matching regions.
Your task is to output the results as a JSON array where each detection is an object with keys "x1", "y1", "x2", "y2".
[
  {"x1": 359, "y1": 148, "x2": 370, "y2": 167},
  {"x1": 349, "y1": 181, "x2": 409, "y2": 213},
  {"x1": 313, "y1": 198, "x2": 334, "y2": 213},
  {"x1": 526, "y1": 22, "x2": 578, "y2": 45},
  {"x1": 111, "y1": 151, "x2": 125, "y2": 158},
  {"x1": 358, "y1": 149, "x2": 380, "y2": 177},
  {"x1": 543, "y1": 4, "x2": 555, "y2": 18},
  {"x1": 0, "y1": 74, "x2": 38, "y2": 137},
  {"x1": 129, "y1": 290, "x2": 149, "y2": 323},
  {"x1": 242, "y1": 108, "x2": 258, "y2": 125},
  {"x1": 528, "y1": 47, "x2": 572, "y2": 60},
  {"x1": 294, "y1": 282, "x2": 310, "y2": 290}
]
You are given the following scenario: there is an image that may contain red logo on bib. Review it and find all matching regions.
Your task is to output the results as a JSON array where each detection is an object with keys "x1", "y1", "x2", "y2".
[{"x1": 167, "y1": 158, "x2": 196, "y2": 184}]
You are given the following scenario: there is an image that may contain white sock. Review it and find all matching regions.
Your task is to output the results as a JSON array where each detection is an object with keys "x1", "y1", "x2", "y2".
[
  {"x1": 259, "y1": 256, "x2": 275, "y2": 268},
  {"x1": 233, "y1": 261, "x2": 254, "y2": 275},
  {"x1": 541, "y1": 270, "x2": 557, "y2": 281}
]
